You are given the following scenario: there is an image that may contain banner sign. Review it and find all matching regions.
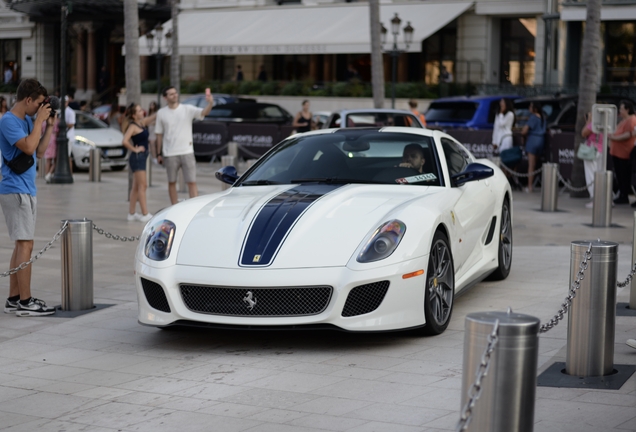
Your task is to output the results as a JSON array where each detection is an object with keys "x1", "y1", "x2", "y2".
[
  {"x1": 547, "y1": 132, "x2": 575, "y2": 181},
  {"x1": 192, "y1": 122, "x2": 228, "y2": 158},
  {"x1": 228, "y1": 124, "x2": 280, "y2": 158}
]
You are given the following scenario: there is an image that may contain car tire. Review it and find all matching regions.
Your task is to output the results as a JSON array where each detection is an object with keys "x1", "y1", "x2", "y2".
[
  {"x1": 421, "y1": 230, "x2": 454, "y2": 336},
  {"x1": 487, "y1": 199, "x2": 512, "y2": 281}
]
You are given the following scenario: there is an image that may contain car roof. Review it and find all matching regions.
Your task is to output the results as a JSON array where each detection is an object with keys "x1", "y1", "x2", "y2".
[
  {"x1": 300, "y1": 126, "x2": 437, "y2": 139},
  {"x1": 430, "y1": 95, "x2": 519, "y2": 103},
  {"x1": 332, "y1": 108, "x2": 417, "y2": 115},
  {"x1": 183, "y1": 93, "x2": 232, "y2": 98},
  {"x1": 515, "y1": 94, "x2": 577, "y2": 103}
]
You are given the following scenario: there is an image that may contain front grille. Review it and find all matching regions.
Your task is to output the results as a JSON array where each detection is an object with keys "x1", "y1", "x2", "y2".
[
  {"x1": 179, "y1": 285, "x2": 333, "y2": 317},
  {"x1": 342, "y1": 281, "x2": 390, "y2": 317},
  {"x1": 141, "y1": 278, "x2": 171, "y2": 313}
]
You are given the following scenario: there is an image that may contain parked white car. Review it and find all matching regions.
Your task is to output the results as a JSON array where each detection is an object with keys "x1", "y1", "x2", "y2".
[
  {"x1": 72, "y1": 111, "x2": 128, "y2": 171},
  {"x1": 135, "y1": 127, "x2": 512, "y2": 335}
]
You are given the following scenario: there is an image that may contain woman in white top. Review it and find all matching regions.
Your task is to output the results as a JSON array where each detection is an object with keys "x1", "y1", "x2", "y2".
[{"x1": 492, "y1": 98, "x2": 515, "y2": 151}]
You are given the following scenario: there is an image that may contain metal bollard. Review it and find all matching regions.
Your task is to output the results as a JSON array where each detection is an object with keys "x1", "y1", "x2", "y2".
[
  {"x1": 89, "y1": 147, "x2": 101, "y2": 182},
  {"x1": 566, "y1": 240, "x2": 618, "y2": 377},
  {"x1": 220, "y1": 155, "x2": 236, "y2": 191},
  {"x1": 37, "y1": 157, "x2": 45, "y2": 179},
  {"x1": 541, "y1": 163, "x2": 558, "y2": 212},
  {"x1": 461, "y1": 310, "x2": 540, "y2": 432},
  {"x1": 146, "y1": 151, "x2": 152, "y2": 187},
  {"x1": 60, "y1": 219, "x2": 94, "y2": 311},
  {"x1": 592, "y1": 171, "x2": 613, "y2": 227},
  {"x1": 228, "y1": 141, "x2": 238, "y2": 158},
  {"x1": 631, "y1": 213, "x2": 636, "y2": 310}
]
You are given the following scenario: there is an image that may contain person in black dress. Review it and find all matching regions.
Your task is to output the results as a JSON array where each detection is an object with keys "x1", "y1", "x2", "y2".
[
  {"x1": 292, "y1": 100, "x2": 313, "y2": 133},
  {"x1": 122, "y1": 103, "x2": 157, "y2": 222}
]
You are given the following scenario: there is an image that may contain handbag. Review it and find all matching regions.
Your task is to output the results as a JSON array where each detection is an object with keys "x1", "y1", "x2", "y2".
[
  {"x1": 3, "y1": 151, "x2": 34, "y2": 175},
  {"x1": 577, "y1": 142, "x2": 597, "y2": 161},
  {"x1": 499, "y1": 147, "x2": 522, "y2": 166}
]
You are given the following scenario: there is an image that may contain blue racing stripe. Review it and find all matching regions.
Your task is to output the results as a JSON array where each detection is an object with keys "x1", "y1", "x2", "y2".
[{"x1": 240, "y1": 184, "x2": 343, "y2": 266}]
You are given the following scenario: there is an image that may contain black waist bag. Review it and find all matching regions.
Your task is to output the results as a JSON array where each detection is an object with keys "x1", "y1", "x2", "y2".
[{"x1": 3, "y1": 152, "x2": 34, "y2": 175}]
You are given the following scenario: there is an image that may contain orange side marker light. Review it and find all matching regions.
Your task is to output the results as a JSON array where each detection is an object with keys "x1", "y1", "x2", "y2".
[{"x1": 402, "y1": 269, "x2": 424, "y2": 279}]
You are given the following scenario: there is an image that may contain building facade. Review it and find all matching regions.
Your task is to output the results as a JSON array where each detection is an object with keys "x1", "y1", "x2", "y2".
[{"x1": 2, "y1": 0, "x2": 636, "y2": 102}]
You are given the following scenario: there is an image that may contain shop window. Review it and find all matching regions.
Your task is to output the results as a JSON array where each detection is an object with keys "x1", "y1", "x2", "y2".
[
  {"x1": 604, "y1": 22, "x2": 636, "y2": 84},
  {"x1": 1, "y1": 39, "x2": 20, "y2": 85},
  {"x1": 422, "y1": 21, "x2": 457, "y2": 84},
  {"x1": 500, "y1": 18, "x2": 536, "y2": 85}
]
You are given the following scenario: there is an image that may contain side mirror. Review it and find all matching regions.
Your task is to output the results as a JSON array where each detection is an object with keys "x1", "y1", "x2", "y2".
[
  {"x1": 451, "y1": 162, "x2": 494, "y2": 187},
  {"x1": 215, "y1": 166, "x2": 239, "y2": 185}
]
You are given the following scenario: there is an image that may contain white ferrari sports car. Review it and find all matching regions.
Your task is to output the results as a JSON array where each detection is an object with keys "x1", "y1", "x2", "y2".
[{"x1": 135, "y1": 127, "x2": 512, "y2": 335}]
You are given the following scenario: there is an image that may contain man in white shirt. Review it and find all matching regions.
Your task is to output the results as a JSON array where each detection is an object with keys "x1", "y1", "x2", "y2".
[
  {"x1": 64, "y1": 96, "x2": 76, "y2": 172},
  {"x1": 155, "y1": 86, "x2": 213, "y2": 204}
]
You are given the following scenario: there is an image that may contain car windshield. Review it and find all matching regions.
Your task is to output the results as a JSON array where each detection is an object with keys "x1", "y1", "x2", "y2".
[
  {"x1": 425, "y1": 102, "x2": 478, "y2": 122},
  {"x1": 75, "y1": 111, "x2": 107, "y2": 129},
  {"x1": 238, "y1": 130, "x2": 441, "y2": 187}
]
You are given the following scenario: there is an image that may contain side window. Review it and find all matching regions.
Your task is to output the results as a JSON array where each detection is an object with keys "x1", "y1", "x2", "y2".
[
  {"x1": 441, "y1": 138, "x2": 470, "y2": 176},
  {"x1": 260, "y1": 106, "x2": 283, "y2": 118}
]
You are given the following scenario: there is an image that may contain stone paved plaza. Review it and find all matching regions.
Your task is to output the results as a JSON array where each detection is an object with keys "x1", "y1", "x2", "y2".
[{"x1": 0, "y1": 162, "x2": 635, "y2": 432}]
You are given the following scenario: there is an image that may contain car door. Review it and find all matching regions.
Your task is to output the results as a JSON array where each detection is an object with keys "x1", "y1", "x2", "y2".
[{"x1": 441, "y1": 137, "x2": 496, "y2": 278}]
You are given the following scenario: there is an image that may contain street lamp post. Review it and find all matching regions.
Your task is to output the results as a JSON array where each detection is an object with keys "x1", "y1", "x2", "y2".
[
  {"x1": 381, "y1": 14, "x2": 414, "y2": 109},
  {"x1": 51, "y1": 1, "x2": 73, "y2": 184},
  {"x1": 146, "y1": 24, "x2": 172, "y2": 107}
]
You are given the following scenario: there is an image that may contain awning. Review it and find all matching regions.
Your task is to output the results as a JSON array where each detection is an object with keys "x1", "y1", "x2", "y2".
[
  {"x1": 561, "y1": 5, "x2": 636, "y2": 21},
  {"x1": 175, "y1": 2, "x2": 473, "y2": 55}
]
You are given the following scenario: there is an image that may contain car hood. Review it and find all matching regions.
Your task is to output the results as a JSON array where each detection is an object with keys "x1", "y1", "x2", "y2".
[
  {"x1": 75, "y1": 128, "x2": 124, "y2": 147},
  {"x1": 176, "y1": 184, "x2": 442, "y2": 269}
]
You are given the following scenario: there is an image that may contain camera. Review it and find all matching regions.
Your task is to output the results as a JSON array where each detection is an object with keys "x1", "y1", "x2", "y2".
[{"x1": 41, "y1": 95, "x2": 60, "y2": 118}]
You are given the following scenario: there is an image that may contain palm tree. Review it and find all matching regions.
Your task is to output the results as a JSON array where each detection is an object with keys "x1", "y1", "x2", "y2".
[
  {"x1": 123, "y1": 0, "x2": 141, "y2": 105},
  {"x1": 572, "y1": 0, "x2": 602, "y2": 196},
  {"x1": 170, "y1": 0, "x2": 180, "y2": 93},
  {"x1": 369, "y1": 0, "x2": 385, "y2": 108}
]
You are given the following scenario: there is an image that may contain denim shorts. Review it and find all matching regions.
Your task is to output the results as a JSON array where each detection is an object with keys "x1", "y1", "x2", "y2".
[{"x1": 129, "y1": 150, "x2": 148, "y2": 172}]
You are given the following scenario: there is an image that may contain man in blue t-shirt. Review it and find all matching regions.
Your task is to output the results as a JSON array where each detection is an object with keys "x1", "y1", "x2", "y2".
[{"x1": 0, "y1": 78, "x2": 55, "y2": 316}]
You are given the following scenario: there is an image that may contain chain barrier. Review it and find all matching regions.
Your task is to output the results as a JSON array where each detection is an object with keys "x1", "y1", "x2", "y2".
[
  {"x1": 92, "y1": 223, "x2": 140, "y2": 242},
  {"x1": 0, "y1": 221, "x2": 69, "y2": 278},
  {"x1": 555, "y1": 170, "x2": 594, "y2": 193},
  {"x1": 498, "y1": 162, "x2": 543, "y2": 178},
  {"x1": 539, "y1": 243, "x2": 592, "y2": 333},
  {"x1": 617, "y1": 260, "x2": 636, "y2": 287},
  {"x1": 456, "y1": 320, "x2": 500, "y2": 432}
]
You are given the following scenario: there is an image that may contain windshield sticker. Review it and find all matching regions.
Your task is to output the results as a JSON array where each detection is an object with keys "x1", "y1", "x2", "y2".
[{"x1": 396, "y1": 173, "x2": 437, "y2": 184}]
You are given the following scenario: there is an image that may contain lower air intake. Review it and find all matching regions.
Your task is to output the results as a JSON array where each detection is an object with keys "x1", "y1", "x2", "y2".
[
  {"x1": 141, "y1": 278, "x2": 171, "y2": 313},
  {"x1": 342, "y1": 281, "x2": 390, "y2": 317}
]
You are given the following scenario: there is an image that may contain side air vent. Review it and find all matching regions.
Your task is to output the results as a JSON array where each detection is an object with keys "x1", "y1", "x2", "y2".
[
  {"x1": 141, "y1": 278, "x2": 171, "y2": 313},
  {"x1": 342, "y1": 281, "x2": 390, "y2": 317},
  {"x1": 484, "y1": 216, "x2": 497, "y2": 245}
]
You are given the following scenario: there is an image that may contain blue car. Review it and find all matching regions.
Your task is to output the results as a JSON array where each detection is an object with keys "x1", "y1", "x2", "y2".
[{"x1": 425, "y1": 95, "x2": 520, "y2": 130}]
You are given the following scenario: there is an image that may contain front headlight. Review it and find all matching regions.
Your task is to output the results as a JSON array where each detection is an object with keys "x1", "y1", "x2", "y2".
[
  {"x1": 144, "y1": 220, "x2": 176, "y2": 261},
  {"x1": 357, "y1": 220, "x2": 406, "y2": 263},
  {"x1": 75, "y1": 136, "x2": 96, "y2": 147}
]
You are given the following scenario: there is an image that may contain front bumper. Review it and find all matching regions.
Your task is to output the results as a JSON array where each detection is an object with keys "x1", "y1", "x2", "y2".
[
  {"x1": 73, "y1": 145, "x2": 129, "y2": 169},
  {"x1": 135, "y1": 257, "x2": 429, "y2": 332}
]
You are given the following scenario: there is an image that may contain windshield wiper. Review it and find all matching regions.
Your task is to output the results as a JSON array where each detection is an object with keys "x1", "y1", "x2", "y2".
[
  {"x1": 241, "y1": 180, "x2": 281, "y2": 186},
  {"x1": 290, "y1": 178, "x2": 381, "y2": 184}
]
